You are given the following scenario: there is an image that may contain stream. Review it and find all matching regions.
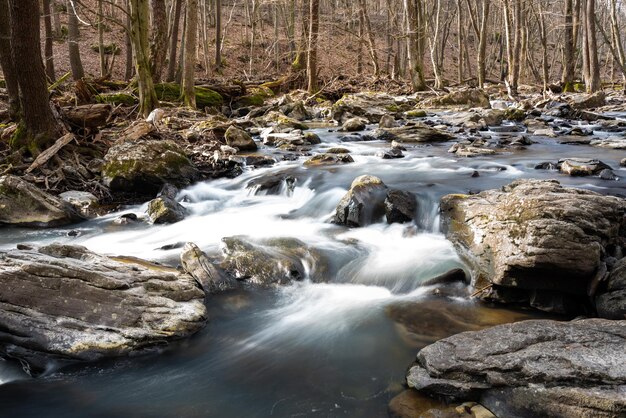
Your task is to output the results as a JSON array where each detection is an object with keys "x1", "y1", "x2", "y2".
[{"x1": 0, "y1": 114, "x2": 625, "y2": 417}]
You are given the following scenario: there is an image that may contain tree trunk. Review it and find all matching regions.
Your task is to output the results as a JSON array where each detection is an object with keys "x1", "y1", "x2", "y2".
[
  {"x1": 0, "y1": 0, "x2": 20, "y2": 119},
  {"x1": 149, "y1": 0, "x2": 167, "y2": 82},
  {"x1": 67, "y1": 0, "x2": 84, "y2": 80},
  {"x1": 98, "y1": 0, "x2": 106, "y2": 77},
  {"x1": 403, "y1": 0, "x2": 426, "y2": 91},
  {"x1": 584, "y1": 0, "x2": 601, "y2": 92},
  {"x1": 124, "y1": 0, "x2": 134, "y2": 80},
  {"x1": 477, "y1": 0, "x2": 490, "y2": 88},
  {"x1": 165, "y1": 0, "x2": 183, "y2": 81},
  {"x1": 9, "y1": 0, "x2": 59, "y2": 151},
  {"x1": 357, "y1": 0, "x2": 379, "y2": 76},
  {"x1": 129, "y1": 0, "x2": 159, "y2": 116},
  {"x1": 562, "y1": 0, "x2": 575, "y2": 90},
  {"x1": 215, "y1": 0, "x2": 222, "y2": 70},
  {"x1": 42, "y1": 0, "x2": 56, "y2": 81},
  {"x1": 307, "y1": 0, "x2": 319, "y2": 93},
  {"x1": 182, "y1": 0, "x2": 198, "y2": 108}
]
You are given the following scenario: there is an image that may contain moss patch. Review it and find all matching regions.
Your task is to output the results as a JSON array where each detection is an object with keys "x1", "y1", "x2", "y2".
[
  {"x1": 154, "y1": 83, "x2": 223, "y2": 108},
  {"x1": 96, "y1": 92, "x2": 137, "y2": 106}
]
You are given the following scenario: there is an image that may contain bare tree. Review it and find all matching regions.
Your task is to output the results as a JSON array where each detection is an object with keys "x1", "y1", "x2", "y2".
[
  {"x1": 128, "y1": 0, "x2": 159, "y2": 116},
  {"x1": 307, "y1": 0, "x2": 320, "y2": 92},
  {"x1": 67, "y1": 0, "x2": 85, "y2": 80},
  {"x1": 182, "y1": 0, "x2": 198, "y2": 108}
]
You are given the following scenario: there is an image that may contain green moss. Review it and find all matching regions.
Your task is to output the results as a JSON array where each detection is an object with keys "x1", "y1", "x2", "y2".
[
  {"x1": 195, "y1": 86, "x2": 223, "y2": 108},
  {"x1": 406, "y1": 109, "x2": 427, "y2": 118},
  {"x1": 0, "y1": 79, "x2": 6, "y2": 89},
  {"x1": 154, "y1": 83, "x2": 223, "y2": 108},
  {"x1": 96, "y1": 92, "x2": 137, "y2": 106},
  {"x1": 573, "y1": 82, "x2": 585, "y2": 92},
  {"x1": 235, "y1": 94, "x2": 265, "y2": 107},
  {"x1": 385, "y1": 104, "x2": 400, "y2": 112}
]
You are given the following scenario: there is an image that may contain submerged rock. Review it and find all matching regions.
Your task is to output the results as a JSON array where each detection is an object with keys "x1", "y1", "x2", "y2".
[
  {"x1": 0, "y1": 244, "x2": 206, "y2": 374},
  {"x1": 407, "y1": 319, "x2": 626, "y2": 417},
  {"x1": 102, "y1": 140, "x2": 198, "y2": 195},
  {"x1": 440, "y1": 179, "x2": 626, "y2": 313},
  {"x1": 385, "y1": 189, "x2": 416, "y2": 224},
  {"x1": 334, "y1": 175, "x2": 388, "y2": 227},
  {"x1": 0, "y1": 175, "x2": 81, "y2": 227},
  {"x1": 218, "y1": 236, "x2": 326, "y2": 286},
  {"x1": 180, "y1": 243, "x2": 238, "y2": 293}
]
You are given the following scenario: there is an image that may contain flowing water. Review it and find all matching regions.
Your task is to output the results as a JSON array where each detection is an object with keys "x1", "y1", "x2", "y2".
[{"x1": 0, "y1": 115, "x2": 625, "y2": 417}]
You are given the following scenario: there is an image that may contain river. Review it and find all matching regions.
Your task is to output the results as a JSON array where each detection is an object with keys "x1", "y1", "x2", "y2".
[{"x1": 0, "y1": 114, "x2": 624, "y2": 417}]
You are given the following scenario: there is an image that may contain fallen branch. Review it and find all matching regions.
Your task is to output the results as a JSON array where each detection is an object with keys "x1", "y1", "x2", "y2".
[
  {"x1": 26, "y1": 133, "x2": 75, "y2": 174},
  {"x1": 470, "y1": 283, "x2": 493, "y2": 298}
]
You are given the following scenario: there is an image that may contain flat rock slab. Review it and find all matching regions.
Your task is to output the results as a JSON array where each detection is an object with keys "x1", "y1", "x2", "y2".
[
  {"x1": 408, "y1": 319, "x2": 626, "y2": 417},
  {"x1": 0, "y1": 244, "x2": 206, "y2": 374}
]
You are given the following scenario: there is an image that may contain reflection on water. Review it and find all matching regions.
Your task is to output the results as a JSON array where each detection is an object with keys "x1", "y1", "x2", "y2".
[{"x1": 0, "y1": 120, "x2": 623, "y2": 417}]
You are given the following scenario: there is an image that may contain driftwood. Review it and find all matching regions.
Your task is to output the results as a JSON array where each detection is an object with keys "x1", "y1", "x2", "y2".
[
  {"x1": 63, "y1": 103, "x2": 112, "y2": 129},
  {"x1": 26, "y1": 133, "x2": 75, "y2": 174}
]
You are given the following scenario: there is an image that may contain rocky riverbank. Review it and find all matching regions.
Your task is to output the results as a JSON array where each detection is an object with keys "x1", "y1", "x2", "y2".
[{"x1": 1, "y1": 85, "x2": 626, "y2": 415}]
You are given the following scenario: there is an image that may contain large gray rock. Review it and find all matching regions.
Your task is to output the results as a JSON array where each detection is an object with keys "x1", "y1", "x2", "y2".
[
  {"x1": 334, "y1": 175, "x2": 388, "y2": 227},
  {"x1": 427, "y1": 88, "x2": 491, "y2": 109},
  {"x1": 147, "y1": 196, "x2": 187, "y2": 224},
  {"x1": 331, "y1": 92, "x2": 415, "y2": 123},
  {"x1": 0, "y1": 175, "x2": 81, "y2": 227},
  {"x1": 381, "y1": 123, "x2": 453, "y2": 143},
  {"x1": 0, "y1": 244, "x2": 206, "y2": 374},
  {"x1": 440, "y1": 180, "x2": 626, "y2": 313},
  {"x1": 102, "y1": 140, "x2": 198, "y2": 195},
  {"x1": 559, "y1": 158, "x2": 612, "y2": 176},
  {"x1": 407, "y1": 319, "x2": 626, "y2": 418}
]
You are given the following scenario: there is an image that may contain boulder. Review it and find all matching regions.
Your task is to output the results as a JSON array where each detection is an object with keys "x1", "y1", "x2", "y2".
[
  {"x1": 303, "y1": 153, "x2": 354, "y2": 167},
  {"x1": 448, "y1": 144, "x2": 497, "y2": 158},
  {"x1": 334, "y1": 175, "x2": 388, "y2": 227},
  {"x1": 427, "y1": 89, "x2": 491, "y2": 109},
  {"x1": 590, "y1": 137, "x2": 626, "y2": 150},
  {"x1": 331, "y1": 92, "x2": 415, "y2": 123},
  {"x1": 340, "y1": 117, "x2": 367, "y2": 132},
  {"x1": 570, "y1": 91, "x2": 606, "y2": 110},
  {"x1": 440, "y1": 180, "x2": 626, "y2": 313},
  {"x1": 180, "y1": 242, "x2": 238, "y2": 293},
  {"x1": 59, "y1": 191, "x2": 100, "y2": 218},
  {"x1": 0, "y1": 244, "x2": 206, "y2": 374},
  {"x1": 224, "y1": 126, "x2": 257, "y2": 151},
  {"x1": 379, "y1": 114, "x2": 397, "y2": 128},
  {"x1": 382, "y1": 123, "x2": 453, "y2": 143},
  {"x1": 596, "y1": 257, "x2": 626, "y2": 319},
  {"x1": 218, "y1": 236, "x2": 326, "y2": 286},
  {"x1": 147, "y1": 196, "x2": 187, "y2": 224},
  {"x1": 376, "y1": 148, "x2": 404, "y2": 159},
  {"x1": 385, "y1": 189, "x2": 416, "y2": 224},
  {"x1": 407, "y1": 318, "x2": 626, "y2": 417},
  {"x1": 102, "y1": 140, "x2": 198, "y2": 195},
  {"x1": 0, "y1": 175, "x2": 81, "y2": 227},
  {"x1": 559, "y1": 158, "x2": 612, "y2": 176},
  {"x1": 247, "y1": 174, "x2": 296, "y2": 195}
]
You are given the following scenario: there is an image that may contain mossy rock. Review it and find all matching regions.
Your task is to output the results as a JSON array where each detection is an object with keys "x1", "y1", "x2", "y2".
[
  {"x1": 96, "y1": 92, "x2": 137, "y2": 106},
  {"x1": 406, "y1": 109, "x2": 427, "y2": 118},
  {"x1": 91, "y1": 43, "x2": 121, "y2": 55},
  {"x1": 102, "y1": 140, "x2": 199, "y2": 195},
  {"x1": 504, "y1": 108, "x2": 527, "y2": 121},
  {"x1": 154, "y1": 83, "x2": 223, "y2": 108}
]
